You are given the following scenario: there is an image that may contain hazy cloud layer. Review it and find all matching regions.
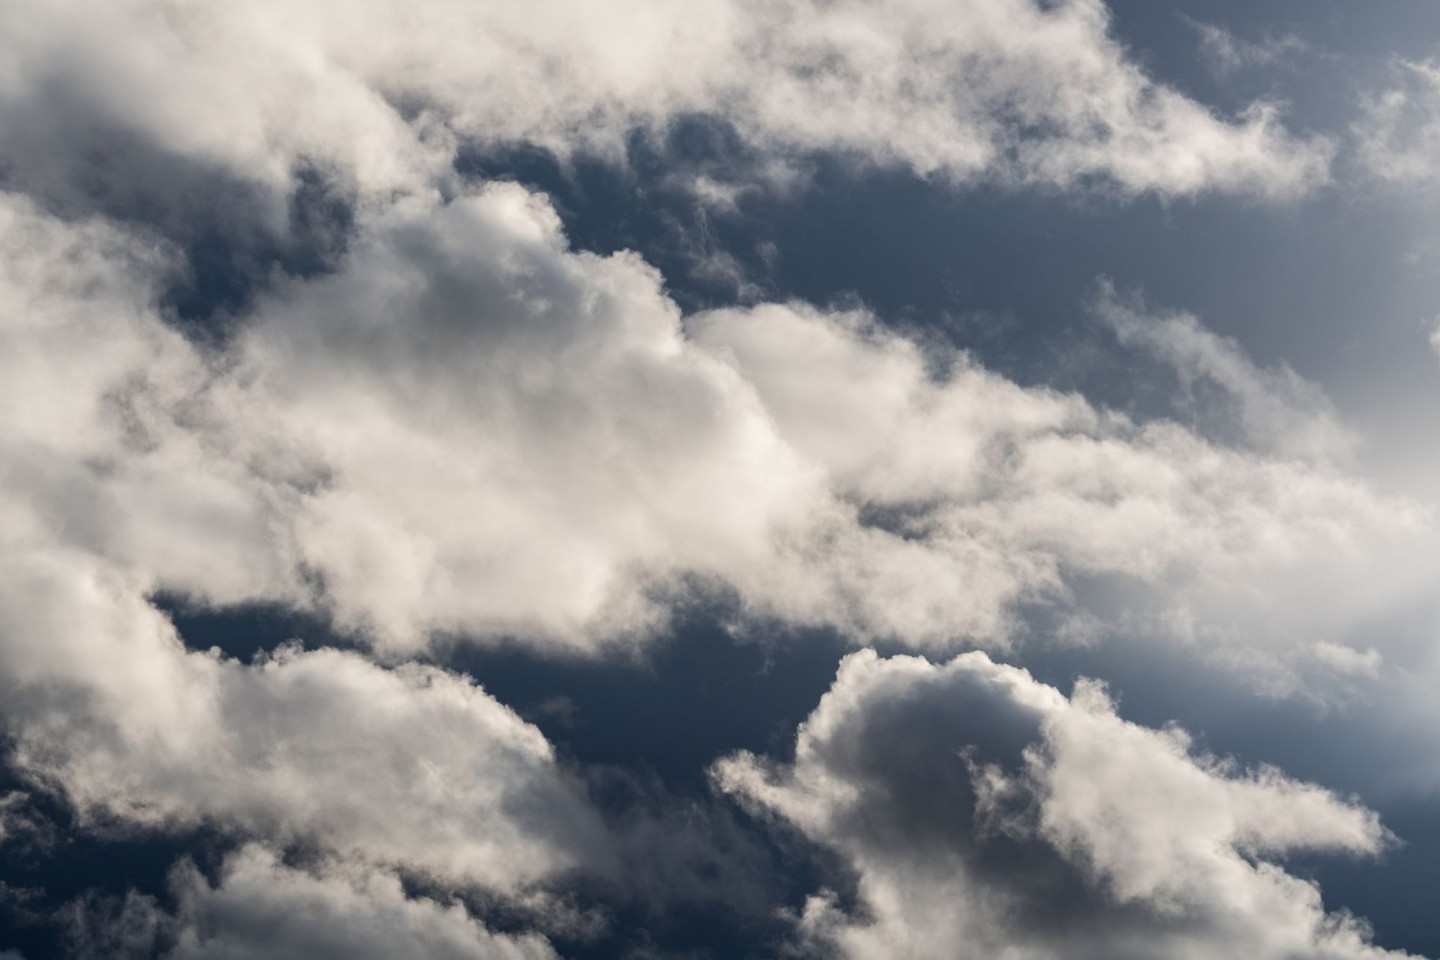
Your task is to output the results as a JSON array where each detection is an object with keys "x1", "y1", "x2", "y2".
[{"x1": 716, "y1": 650, "x2": 1403, "y2": 960}]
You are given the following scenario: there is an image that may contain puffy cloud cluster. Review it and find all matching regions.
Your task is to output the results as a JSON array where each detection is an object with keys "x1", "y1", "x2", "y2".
[
  {"x1": 4, "y1": 183, "x2": 1419, "y2": 667},
  {"x1": 715, "y1": 650, "x2": 1404, "y2": 960},
  {"x1": 0, "y1": 193, "x2": 605, "y2": 926},
  {"x1": 692, "y1": 297, "x2": 1423, "y2": 676},
  {"x1": 0, "y1": 2, "x2": 1428, "y2": 955},
  {"x1": 0, "y1": 0, "x2": 1329, "y2": 217},
  {"x1": 228, "y1": 188, "x2": 822, "y2": 650},
  {"x1": 3, "y1": 177, "x2": 1428, "y2": 954},
  {"x1": 0, "y1": 548, "x2": 605, "y2": 893}
]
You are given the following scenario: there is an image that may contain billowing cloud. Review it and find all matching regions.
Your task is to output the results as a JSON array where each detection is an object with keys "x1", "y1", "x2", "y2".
[
  {"x1": 229, "y1": 186, "x2": 823, "y2": 651},
  {"x1": 692, "y1": 297, "x2": 1425, "y2": 681},
  {"x1": 0, "y1": 543, "x2": 606, "y2": 892},
  {"x1": 223, "y1": 193, "x2": 1428, "y2": 669},
  {"x1": 3, "y1": 180, "x2": 1423, "y2": 669},
  {"x1": 715, "y1": 650, "x2": 1405, "y2": 960},
  {"x1": 0, "y1": 196, "x2": 605, "y2": 886},
  {"x1": 0, "y1": 0, "x2": 1328, "y2": 220},
  {"x1": 1, "y1": 3, "x2": 1436, "y2": 959}
]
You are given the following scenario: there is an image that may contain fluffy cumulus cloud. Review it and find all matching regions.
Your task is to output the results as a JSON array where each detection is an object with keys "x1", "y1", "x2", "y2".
[
  {"x1": 0, "y1": 547, "x2": 604, "y2": 893},
  {"x1": 229, "y1": 186, "x2": 823, "y2": 650},
  {"x1": 715, "y1": 650, "x2": 1404, "y2": 960},
  {"x1": 0, "y1": 1, "x2": 1431, "y2": 956},
  {"x1": 0, "y1": 193, "x2": 605, "y2": 898},
  {"x1": 0, "y1": 0, "x2": 1328, "y2": 216},
  {"x1": 692, "y1": 298, "x2": 1425, "y2": 681},
  {"x1": 4, "y1": 182, "x2": 1422, "y2": 670}
]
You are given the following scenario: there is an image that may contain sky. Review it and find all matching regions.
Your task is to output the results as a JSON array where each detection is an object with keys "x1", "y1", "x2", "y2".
[{"x1": 2, "y1": 1, "x2": 1440, "y2": 958}]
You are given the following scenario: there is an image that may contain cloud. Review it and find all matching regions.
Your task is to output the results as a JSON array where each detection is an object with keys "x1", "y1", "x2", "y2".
[
  {"x1": 0, "y1": 195, "x2": 606, "y2": 887},
  {"x1": 201, "y1": 188, "x2": 1430, "y2": 668},
  {"x1": 1354, "y1": 59, "x2": 1440, "y2": 187},
  {"x1": 1094, "y1": 281, "x2": 1356, "y2": 464},
  {"x1": 0, "y1": 792, "x2": 53, "y2": 856},
  {"x1": 228, "y1": 186, "x2": 823, "y2": 651},
  {"x1": 0, "y1": 4, "x2": 1430, "y2": 957},
  {"x1": 0, "y1": 155, "x2": 1430, "y2": 960},
  {"x1": 158, "y1": 846, "x2": 561, "y2": 960},
  {"x1": 2, "y1": 183, "x2": 1423, "y2": 671},
  {"x1": 59, "y1": 846, "x2": 560, "y2": 960},
  {"x1": 0, "y1": 0, "x2": 1329, "y2": 221},
  {"x1": 692, "y1": 298, "x2": 1424, "y2": 679},
  {"x1": 1182, "y1": 17, "x2": 1309, "y2": 78},
  {"x1": 714, "y1": 649, "x2": 1406, "y2": 960},
  {"x1": 0, "y1": 545, "x2": 606, "y2": 893}
]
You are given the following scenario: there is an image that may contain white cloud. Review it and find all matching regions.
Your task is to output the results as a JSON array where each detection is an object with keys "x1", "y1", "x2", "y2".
[
  {"x1": 1, "y1": 184, "x2": 1424, "y2": 671},
  {"x1": 692, "y1": 298, "x2": 1425, "y2": 675},
  {"x1": 714, "y1": 649, "x2": 1405, "y2": 960},
  {"x1": 0, "y1": 543, "x2": 606, "y2": 893},
  {"x1": 0, "y1": 155, "x2": 1431, "y2": 958},
  {"x1": 60, "y1": 846, "x2": 561, "y2": 960},
  {"x1": 0, "y1": 3, "x2": 1429, "y2": 955},
  {"x1": 227, "y1": 186, "x2": 824, "y2": 651},
  {"x1": 1094, "y1": 282, "x2": 1356, "y2": 464},
  {"x1": 0, "y1": 0, "x2": 1329, "y2": 216},
  {"x1": 0, "y1": 197, "x2": 606, "y2": 883},
  {"x1": 159, "y1": 846, "x2": 561, "y2": 960},
  {"x1": 1354, "y1": 59, "x2": 1440, "y2": 187}
]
